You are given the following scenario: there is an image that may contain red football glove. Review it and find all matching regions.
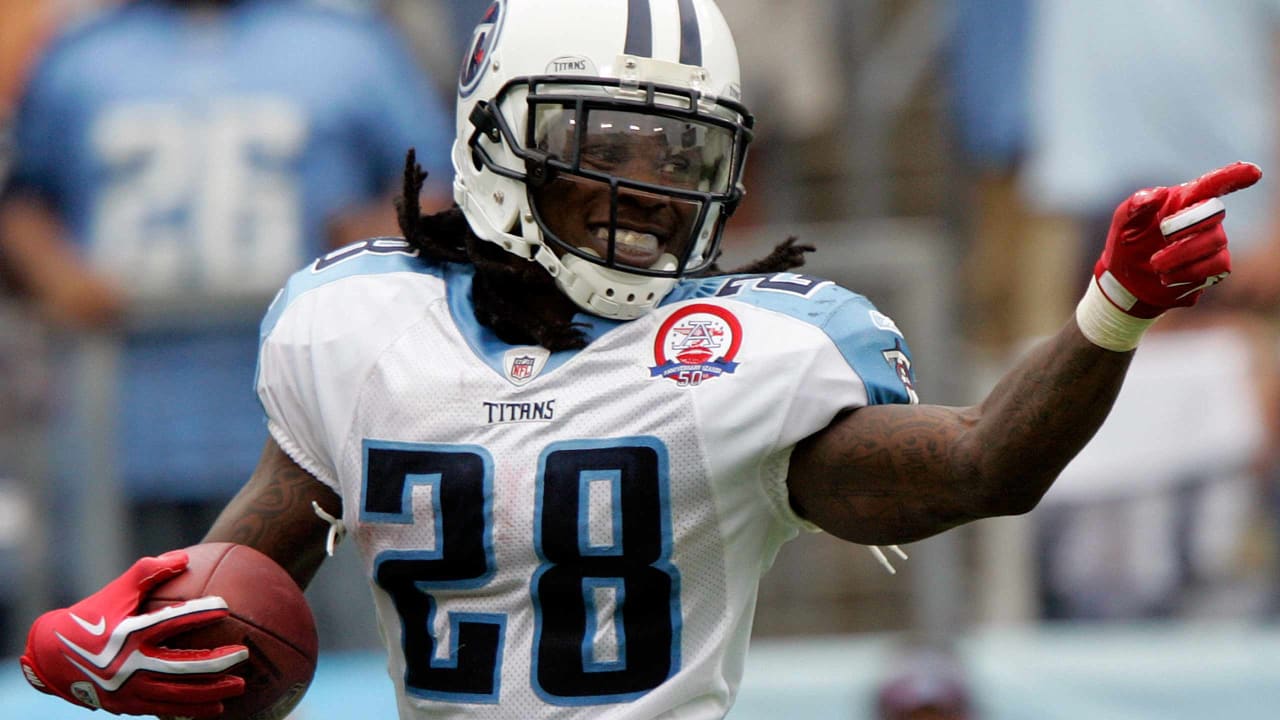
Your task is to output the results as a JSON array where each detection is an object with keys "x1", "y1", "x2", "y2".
[
  {"x1": 19, "y1": 551, "x2": 248, "y2": 718},
  {"x1": 1094, "y1": 161, "x2": 1262, "y2": 318}
]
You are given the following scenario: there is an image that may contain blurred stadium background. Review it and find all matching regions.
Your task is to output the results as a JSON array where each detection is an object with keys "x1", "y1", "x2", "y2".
[{"x1": 3, "y1": 1, "x2": 1280, "y2": 718}]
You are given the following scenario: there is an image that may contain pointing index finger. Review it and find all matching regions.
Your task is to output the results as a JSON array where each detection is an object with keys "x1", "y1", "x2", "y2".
[{"x1": 1178, "y1": 161, "x2": 1263, "y2": 206}]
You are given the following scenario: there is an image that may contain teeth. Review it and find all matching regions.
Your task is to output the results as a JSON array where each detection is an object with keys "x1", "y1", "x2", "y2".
[{"x1": 594, "y1": 227, "x2": 658, "y2": 251}]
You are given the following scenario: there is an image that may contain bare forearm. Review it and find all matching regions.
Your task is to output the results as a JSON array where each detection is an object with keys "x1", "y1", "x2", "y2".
[
  {"x1": 964, "y1": 318, "x2": 1133, "y2": 512},
  {"x1": 203, "y1": 439, "x2": 342, "y2": 589},
  {"x1": 789, "y1": 319, "x2": 1132, "y2": 544}
]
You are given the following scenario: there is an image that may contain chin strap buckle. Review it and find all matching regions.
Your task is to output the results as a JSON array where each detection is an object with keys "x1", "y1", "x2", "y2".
[
  {"x1": 533, "y1": 244, "x2": 563, "y2": 277},
  {"x1": 469, "y1": 101, "x2": 502, "y2": 144}
]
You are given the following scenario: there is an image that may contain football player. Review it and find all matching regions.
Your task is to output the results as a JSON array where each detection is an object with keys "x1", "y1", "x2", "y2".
[{"x1": 18, "y1": 1, "x2": 1260, "y2": 718}]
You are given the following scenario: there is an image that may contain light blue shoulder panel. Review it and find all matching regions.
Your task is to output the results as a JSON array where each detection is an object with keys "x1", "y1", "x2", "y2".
[{"x1": 259, "y1": 237, "x2": 439, "y2": 341}]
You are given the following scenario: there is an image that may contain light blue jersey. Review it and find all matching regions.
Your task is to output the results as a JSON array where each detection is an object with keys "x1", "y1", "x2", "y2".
[{"x1": 9, "y1": 0, "x2": 451, "y2": 495}]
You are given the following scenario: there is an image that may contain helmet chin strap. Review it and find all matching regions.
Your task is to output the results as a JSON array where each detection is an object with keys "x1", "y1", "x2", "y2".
[{"x1": 533, "y1": 244, "x2": 677, "y2": 320}]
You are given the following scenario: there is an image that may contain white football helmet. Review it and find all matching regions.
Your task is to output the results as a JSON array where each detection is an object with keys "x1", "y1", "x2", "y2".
[{"x1": 452, "y1": 0, "x2": 753, "y2": 320}]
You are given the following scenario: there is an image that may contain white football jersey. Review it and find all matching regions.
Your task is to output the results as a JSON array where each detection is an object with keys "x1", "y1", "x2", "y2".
[{"x1": 256, "y1": 239, "x2": 917, "y2": 720}]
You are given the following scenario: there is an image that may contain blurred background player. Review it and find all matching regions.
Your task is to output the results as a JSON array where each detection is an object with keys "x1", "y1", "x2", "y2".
[{"x1": 0, "y1": 0, "x2": 452, "y2": 650}]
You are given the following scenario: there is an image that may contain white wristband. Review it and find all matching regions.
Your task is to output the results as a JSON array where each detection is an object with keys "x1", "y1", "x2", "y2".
[{"x1": 1075, "y1": 276, "x2": 1158, "y2": 352}]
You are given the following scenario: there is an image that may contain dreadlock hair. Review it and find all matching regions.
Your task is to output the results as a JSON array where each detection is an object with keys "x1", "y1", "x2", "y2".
[{"x1": 395, "y1": 149, "x2": 815, "y2": 352}]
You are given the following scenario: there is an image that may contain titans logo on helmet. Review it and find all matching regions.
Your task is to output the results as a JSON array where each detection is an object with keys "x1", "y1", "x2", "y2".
[{"x1": 460, "y1": 1, "x2": 505, "y2": 97}]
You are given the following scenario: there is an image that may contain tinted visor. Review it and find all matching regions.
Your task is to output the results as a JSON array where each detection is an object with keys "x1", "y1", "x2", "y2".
[
  {"x1": 534, "y1": 106, "x2": 736, "y2": 194},
  {"x1": 529, "y1": 106, "x2": 735, "y2": 274}
]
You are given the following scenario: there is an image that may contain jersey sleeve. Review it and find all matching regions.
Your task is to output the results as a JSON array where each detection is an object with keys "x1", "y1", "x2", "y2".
[
  {"x1": 814, "y1": 291, "x2": 918, "y2": 408},
  {"x1": 777, "y1": 291, "x2": 918, "y2": 526},
  {"x1": 693, "y1": 274, "x2": 919, "y2": 534},
  {"x1": 255, "y1": 240, "x2": 443, "y2": 492},
  {"x1": 256, "y1": 285, "x2": 341, "y2": 489}
]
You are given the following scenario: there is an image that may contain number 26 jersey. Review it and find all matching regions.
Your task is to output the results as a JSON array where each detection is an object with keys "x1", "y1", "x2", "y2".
[{"x1": 256, "y1": 240, "x2": 916, "y2": 719}]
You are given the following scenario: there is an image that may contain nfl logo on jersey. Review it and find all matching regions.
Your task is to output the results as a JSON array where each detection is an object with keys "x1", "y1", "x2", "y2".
[
  {"x1": 510, "y1": 356, "x2": 535, "y2": 380},
  {"x1": 502, "y1": 347, "x2": 550, "y2": 386}
]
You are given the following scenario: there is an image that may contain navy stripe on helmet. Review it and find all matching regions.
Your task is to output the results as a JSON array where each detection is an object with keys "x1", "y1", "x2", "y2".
[
  {"x1": 625, "y1": 0, "x2": 654, "y2": 57},
  {"x1": 677, "y1": 0, "x2": 702, "y2": 65}
]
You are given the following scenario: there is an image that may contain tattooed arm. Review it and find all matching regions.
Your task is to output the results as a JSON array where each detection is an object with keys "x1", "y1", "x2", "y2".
[
  {"x1": 786, "y1": 320, "x2": 1133, "y2": 546},
  {"x1": 203, "y1": 437, "x2": 342, "y2": 589}
]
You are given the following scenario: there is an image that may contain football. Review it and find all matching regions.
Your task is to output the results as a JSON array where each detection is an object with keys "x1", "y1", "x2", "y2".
[{"x1": 143, "y1": 542, "x2": 319, "y2": 720}]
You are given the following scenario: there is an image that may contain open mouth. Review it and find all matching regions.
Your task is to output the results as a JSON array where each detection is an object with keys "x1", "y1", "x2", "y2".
[{"x1": 588, "y1": 226, "x2": 667, "y2": 268}]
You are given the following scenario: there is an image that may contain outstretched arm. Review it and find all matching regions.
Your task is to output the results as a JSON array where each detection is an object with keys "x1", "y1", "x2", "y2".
[
  {"x1": 788, "y1": 320, "x2": 1129, "y2": 545},
  {"x1": 788, "y1": 162, "x2": 1262, "y2": 546},
  {"x1": 204, "y1": 437, "x2": 342, "y2": 590}
]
